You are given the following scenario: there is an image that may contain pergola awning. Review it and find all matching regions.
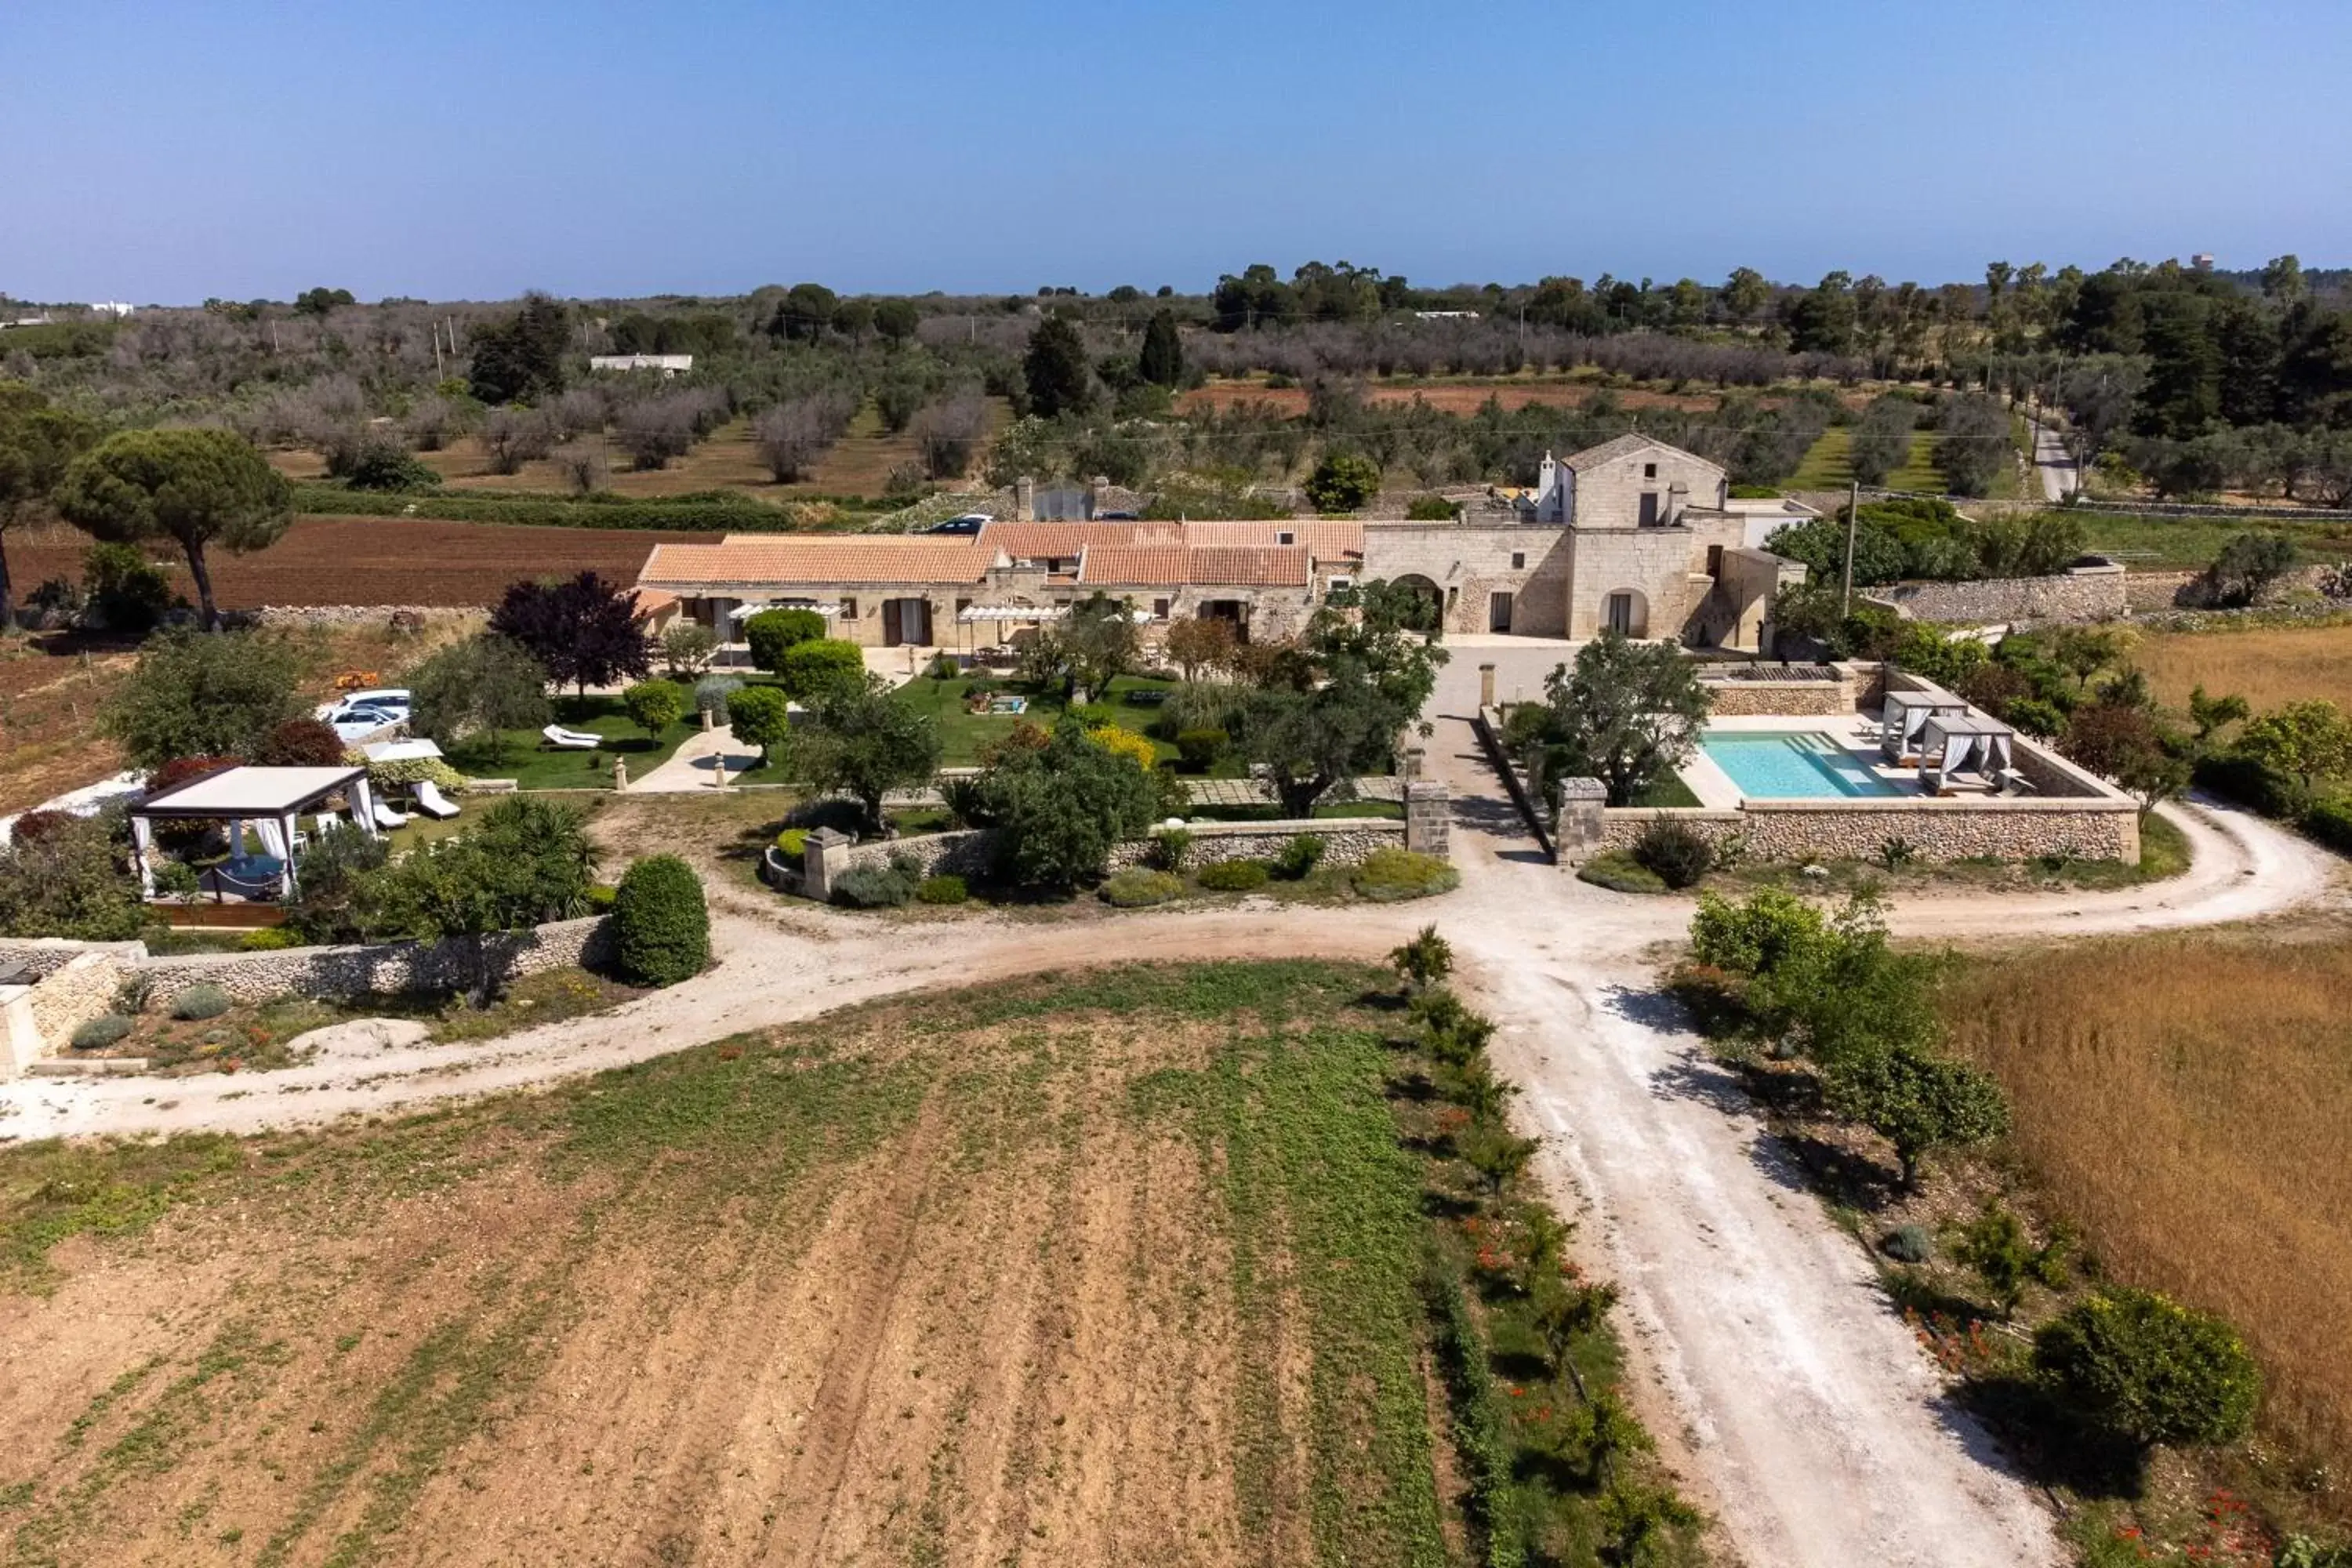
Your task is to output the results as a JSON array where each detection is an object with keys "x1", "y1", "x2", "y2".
[
  {"x1": 955, "y1": 605, "x2": 1156, "y2": 623},
  {"x1": 129, "y1": 764, "x2": 379, "y2": 903},
  {"x1": 728, "y1": 600, "x2": 842, "y2": 619}
]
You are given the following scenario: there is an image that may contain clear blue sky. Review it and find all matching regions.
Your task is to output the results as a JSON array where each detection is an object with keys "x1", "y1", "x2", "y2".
[{"x1": 5, "y1": 0, "x2": 2347, "y2": 305}]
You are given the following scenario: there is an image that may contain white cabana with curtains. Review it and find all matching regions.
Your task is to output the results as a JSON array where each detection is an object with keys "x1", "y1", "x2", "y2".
[
  {"x1": 1918, "y1": 714, "x2": 2016, "y2": 789},
  {"x1": 129, "y1": 765, "x2": 379, "y2": 902},
  {"x1": 1880, "y1": 690, "x2": 1972, "y2": 764}
]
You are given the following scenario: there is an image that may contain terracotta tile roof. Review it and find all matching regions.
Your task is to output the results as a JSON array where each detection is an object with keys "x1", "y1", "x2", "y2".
[
  {"x1": 630, "y1": 587, "x2": 680, "y2": 619},
  {"x1": 1076, "y1": 545, "x2": 1189, "y2": 585},
  {"x1": 1179, "y1": 520, "x2": 1364, "y2": 558},
  {"x1": 1080, "y1": 544, "x2": 1314, "y2": 588},
  {"x1": 982, "y1": 520, "x2": 1181, "y2": 558},
  {"x1": 640, "y1": 536, "x2": 993, "y2": 587}
]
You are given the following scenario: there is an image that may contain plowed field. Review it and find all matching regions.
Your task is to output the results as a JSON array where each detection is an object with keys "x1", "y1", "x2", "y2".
[
  {"x1": 0, "y1": 964, "x2": 1471, "y2": 1567},
  {"x1": 6, "y1": 517, "x2": 700, "y2": 611}
]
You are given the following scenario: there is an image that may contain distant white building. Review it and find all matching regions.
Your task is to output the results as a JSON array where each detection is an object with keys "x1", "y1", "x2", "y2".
[
  {"x1": 89, "y1": 301, "x2": 133, "y2": 318},
  {"x1": 589, "y1": 353, "x2": 693, "y2": 375},
  {"x1": 1412, "y1": 310, "x2": 1480, "y2": 321}
]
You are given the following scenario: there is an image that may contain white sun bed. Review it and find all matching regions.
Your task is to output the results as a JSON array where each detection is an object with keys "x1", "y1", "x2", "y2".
[
  {"x1": 412, "y1": 780, "x2": 460, "y2": 820},
  {"x1": 372, "y1": 800, "x2": 412, "y2": 829},
  {"x1": 543, "y1": 724, "x2": 602, "y2": 750}
]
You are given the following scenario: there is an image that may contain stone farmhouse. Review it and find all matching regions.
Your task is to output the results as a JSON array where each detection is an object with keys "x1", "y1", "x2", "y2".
[{"x1": 633, "y1": 435, "x2": 1817, "y2": 653}]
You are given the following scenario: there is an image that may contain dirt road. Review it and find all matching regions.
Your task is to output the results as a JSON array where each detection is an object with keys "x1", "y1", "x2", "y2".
[{"x1": 0, "y1": 699, "x2": 2336, "y2": 1568}]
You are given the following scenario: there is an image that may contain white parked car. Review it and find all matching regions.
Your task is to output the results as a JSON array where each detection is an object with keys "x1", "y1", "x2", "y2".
[{"x1": 317, "y1": 688, "x2": 412, "y2": 741}]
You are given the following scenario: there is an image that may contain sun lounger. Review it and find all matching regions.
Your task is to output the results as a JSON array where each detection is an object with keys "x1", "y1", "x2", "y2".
[
  {"x1": 372, "y1": 800, "x2": 412, "y2": 829},
  {"x1": 543, "y1": 724, "x2": 603, "y2": 750},
  {"x1": 412, "y1": 780, "x2": 460, "y2": 820}
]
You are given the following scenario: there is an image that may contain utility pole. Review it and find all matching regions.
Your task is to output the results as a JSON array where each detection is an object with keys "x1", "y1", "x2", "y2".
[
  {"x1": 431, "y1": 321, "x2": 443, "y2": 379},
  {"x1": 1841, "y1": 477, "x2": 1859, "y2": 615}
]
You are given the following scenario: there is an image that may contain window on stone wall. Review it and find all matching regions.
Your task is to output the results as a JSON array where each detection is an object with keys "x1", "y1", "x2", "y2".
[
  {"x1": 1511, "y1": 551, "x2": 1525, "y2": 569},
  {"x1": 841, "y1": 597, "x2": 859, "y2": 619},
  {"x1": 1644, "y1": 462, "x2": 1657, "y2": 478}
]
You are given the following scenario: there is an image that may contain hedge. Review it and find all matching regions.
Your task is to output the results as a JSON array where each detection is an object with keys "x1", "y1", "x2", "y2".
[{"x1": 611, "y1": 855, "x2": 709, "y2": 986}]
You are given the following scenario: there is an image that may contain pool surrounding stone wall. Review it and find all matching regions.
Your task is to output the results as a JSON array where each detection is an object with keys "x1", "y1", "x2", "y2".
[{"x1": 1592, "y1": 795, "x2": 2140, "y2": 864}]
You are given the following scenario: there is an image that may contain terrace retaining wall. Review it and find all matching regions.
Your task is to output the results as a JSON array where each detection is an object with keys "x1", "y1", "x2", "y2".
[
  {"x1": 130, "y1": 916, "x2": 613, "y2": 1004},
  {"x1": 1882, "y1": 560, "x2": 2126, "y2": 626},
  {"x1": 1595, "y1": 797, "x2": 2139, "y2": 863},
  {"x1": 0, "y1": 917, "x2": 612, "y2": 1076},
  {"x1": 802, "y1": 815, "x2": 1414, "y2": 897}
]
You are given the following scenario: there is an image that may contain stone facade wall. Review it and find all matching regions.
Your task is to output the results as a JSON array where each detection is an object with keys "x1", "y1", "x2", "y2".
[
  {"x1": 134, "y1": 916, "x2": 614, "y2": 1006},
  {"x1": 1359, "y1": 524, "x2": 1574, "y2": 637},
  {"x1": 1565, "y1": 519, "x2": 1741, "y2": 640},
  {"x1": 1883, "y1": 561, "x2": 2127, "y2": 626},
  {"x1": 1598, "y1": 798, "x2": 2139, "y2": 863},
  {"x1": 1569, "y1": 445, "x2": 1729, "y2": 528},
  {"x1": 1703, "y1": 546, "x2": 1805, "y2": 652}
]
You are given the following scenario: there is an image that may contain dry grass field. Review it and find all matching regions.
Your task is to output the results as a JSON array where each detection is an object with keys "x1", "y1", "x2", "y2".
[
  {"x1": 2132, "y1": 623, "x2": 2352, "y2": 713},
  {"x1": 1940, "y1": 928, "x2": 2352, "y2": 1475},
  {"x1": 0, "y1": 964, "x2": 1608, "y2": 1568}
]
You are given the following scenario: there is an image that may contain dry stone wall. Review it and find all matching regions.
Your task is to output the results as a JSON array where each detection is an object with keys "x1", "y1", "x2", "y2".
[
  {"x1": 1597, "y1": 798, "x2": 2139, "y2": 863},
  {"x1": 1883, "y1": 561, "x2": 2125, "y2": 626},
  {"x1": 1103, "y1": 818, "x2": 1403, "y2": 871},
  {"x1": 804, "y1": 815, "x2": 1411, "y2": 897},
  {"x1": 1700, "y1": 674, "x2": 1854, "y2": 716},
  {"x1": 135, "y1": 916, "x2": 613, "y2": 1006}
]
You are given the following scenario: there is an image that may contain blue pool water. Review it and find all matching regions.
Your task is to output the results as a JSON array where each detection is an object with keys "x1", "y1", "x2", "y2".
[{"x1": 1698, "y1": 731, "x2": 1904, "y2": 800}]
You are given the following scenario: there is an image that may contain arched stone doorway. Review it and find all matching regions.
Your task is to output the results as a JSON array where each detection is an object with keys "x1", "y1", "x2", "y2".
[
  {"x1": 1388, "y1": 573, "x2": 1443, "y2": 631},
  {"x1": 1601, "y1": 588, "x2": 1649, "y2": 637}
]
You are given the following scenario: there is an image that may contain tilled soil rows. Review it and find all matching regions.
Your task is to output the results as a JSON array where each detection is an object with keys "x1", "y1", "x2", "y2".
[{"x1": 6, "y1": 517, "x2": 704, "y2": 611}]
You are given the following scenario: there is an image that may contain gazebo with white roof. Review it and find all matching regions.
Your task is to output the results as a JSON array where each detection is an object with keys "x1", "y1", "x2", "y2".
[{"x1": 129, "y1": 764, "x2": 380, "y2": 902}]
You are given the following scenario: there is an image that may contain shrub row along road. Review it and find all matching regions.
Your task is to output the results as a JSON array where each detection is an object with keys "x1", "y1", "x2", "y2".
[{"x1": 0, "y1": 676, "x2": 2336, "y2": 1567}]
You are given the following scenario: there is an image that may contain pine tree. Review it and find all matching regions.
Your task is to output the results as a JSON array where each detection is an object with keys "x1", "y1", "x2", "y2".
[
  {"x1": 1138, "y1": 308, "x2": 1184, "y2": 387},
  {"x1": 1024, "y1": 314, "x2": 1092, "y2": 418}
]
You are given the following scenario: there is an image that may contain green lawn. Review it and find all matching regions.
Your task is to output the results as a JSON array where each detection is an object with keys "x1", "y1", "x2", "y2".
[
  {"x1": 1631, "y1": 772, "x2": 1702, "y2": 808},
  {"x1": 1785, "y1": 428, "x2": 1944, "y2": 492},
  {"x1": 2071, "y1": 513, "x2": 2352, "y2": 571},
  {"x1": 444, "y1": 694, "x2": 703, "y2": 789},
  {"x1": 891, "y1": 673, "x2": 1185, "y2": 766}
]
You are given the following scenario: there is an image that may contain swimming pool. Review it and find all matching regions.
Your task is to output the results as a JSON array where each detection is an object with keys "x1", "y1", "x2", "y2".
[{"x1": 1698, "y1": 731, "x2": 1905, "y2": 800}]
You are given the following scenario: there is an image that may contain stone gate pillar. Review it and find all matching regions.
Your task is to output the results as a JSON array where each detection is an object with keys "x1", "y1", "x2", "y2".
[
  {"x1": 803, "y1": 828, "x2": 854, "y2": 902},
  {"x1": 1554, "y1": 778, "x2": 1608, "y2": 867},
  {"x1": 1404, "y1": 781, "x2": 1450, "y2": 860}
]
